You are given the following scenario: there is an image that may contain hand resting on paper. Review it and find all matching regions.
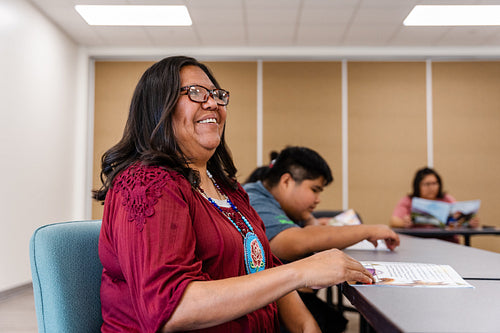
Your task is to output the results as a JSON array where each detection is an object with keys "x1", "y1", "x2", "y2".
[{"x1": 294, "y1": 248, "x2": 375, "y2": 289}]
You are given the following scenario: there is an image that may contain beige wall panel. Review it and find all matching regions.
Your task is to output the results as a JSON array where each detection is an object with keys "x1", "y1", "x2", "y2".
[
  {"x1": 348, "y1": 62, "x2": 427, "y2": 225},
  {"x1": 433, "y1": 62, "x2": 500, "y2": 253},
  {"x1": 92, "y1": 61, "x2": 154, "y2": 219},
  {"x1": 263, "y1": 62, "x2": 342, "y2": 211},
  {"x1": 205, "y1": 62, "x2": 258, "y2": 184}
]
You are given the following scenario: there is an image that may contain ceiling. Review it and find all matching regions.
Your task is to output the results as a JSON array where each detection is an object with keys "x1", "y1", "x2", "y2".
[{"x1": 28, "y1": 0, "x2": 500, "y2": 59}]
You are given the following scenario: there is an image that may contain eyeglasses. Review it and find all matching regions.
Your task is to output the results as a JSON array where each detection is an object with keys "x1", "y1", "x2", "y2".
[
  {"x1": 180, "y1": 85, "x2": 230, "y2": 106},
  {"x1": 421, "y1": 181, "x2": 439, "y2": 187}
]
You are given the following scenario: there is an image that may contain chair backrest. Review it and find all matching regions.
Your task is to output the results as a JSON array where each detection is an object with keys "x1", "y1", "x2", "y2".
[
  {"x1": 312, "y1": 210, "x2": 344, "y2": 219},
  {"x1": 29, "y1": 220, "x2": 103, "y2": 333}
]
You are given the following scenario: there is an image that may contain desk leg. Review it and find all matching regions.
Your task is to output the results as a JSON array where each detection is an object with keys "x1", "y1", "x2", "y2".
[
  {"x1": 336, "y1": 284, "x2": 344, "y2": 312},
  {"x1": 464, "y1": 235, "x2": 470, "y2": 246},
  {"x1": 326, "y1": 286, "x2": 333, "y2": 306},
  {"x1": 360, "y1": 315, "x2": 377, "y2": 333}
]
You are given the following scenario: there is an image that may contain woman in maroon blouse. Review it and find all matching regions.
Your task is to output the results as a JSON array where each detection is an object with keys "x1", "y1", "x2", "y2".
[{"x1": 93, "y1": 56, "x2": 374, "y2": 333}]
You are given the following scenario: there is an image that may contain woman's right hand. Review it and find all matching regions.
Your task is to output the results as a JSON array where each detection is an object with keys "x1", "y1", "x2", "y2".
[{"x1": 293, "y1": 249, "x2": 374, "y2": 289}]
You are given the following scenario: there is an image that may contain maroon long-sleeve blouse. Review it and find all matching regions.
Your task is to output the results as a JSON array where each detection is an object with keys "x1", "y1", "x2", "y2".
[{"x1": 99, "y1": 164, "x2": 280, "y2": 332}]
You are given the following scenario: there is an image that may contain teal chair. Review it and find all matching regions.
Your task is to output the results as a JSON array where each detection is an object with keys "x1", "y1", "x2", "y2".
[{"x1": 29, "y1": 220, "x2": 103, "y2": 333}]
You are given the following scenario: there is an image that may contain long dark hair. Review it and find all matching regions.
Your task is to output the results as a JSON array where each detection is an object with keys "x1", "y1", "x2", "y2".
[
  {"x1": 93, "y1": 56, "x2": 237, "y2": 201},
  {"x1": 410, "y1": 167, "x2": 444, "y2": 199}
]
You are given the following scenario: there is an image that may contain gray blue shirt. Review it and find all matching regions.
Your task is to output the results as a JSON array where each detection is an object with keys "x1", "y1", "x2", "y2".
[{"x1": 243, "y1": 181, "x2": 299, "y2": 241}]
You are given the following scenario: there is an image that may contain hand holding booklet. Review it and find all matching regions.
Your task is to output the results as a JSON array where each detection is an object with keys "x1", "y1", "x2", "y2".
[
  {"x1": 351, "y1": 261, "x2": 473, "y2": 288},
  {"x1": 411, "y1": 197, "x2": 480, "y2": 228}
]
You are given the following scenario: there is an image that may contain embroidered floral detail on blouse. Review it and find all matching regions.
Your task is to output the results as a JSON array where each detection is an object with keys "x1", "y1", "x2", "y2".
[{"x1": 113, "y1": 165, "x2": 170, "y2": 231}]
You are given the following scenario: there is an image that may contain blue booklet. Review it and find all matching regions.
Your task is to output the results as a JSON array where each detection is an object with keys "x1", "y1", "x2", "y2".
[{"x1": 411, "y1": 197, "x2": 480, "y2": 228}]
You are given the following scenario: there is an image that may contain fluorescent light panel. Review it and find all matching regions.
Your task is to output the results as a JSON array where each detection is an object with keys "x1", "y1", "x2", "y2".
[
  {"x1": 404, "y1": 5, "x2": 500, "y2": 26},
  {"x1": 75, "y1": 5, "x2": 192, "y2": 26}
]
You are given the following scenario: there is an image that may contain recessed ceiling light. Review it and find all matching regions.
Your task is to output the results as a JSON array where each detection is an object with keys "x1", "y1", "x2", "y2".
[
  {"x1": 404, "y1": 5, "x2": 500, "y2": 26},
  {"x1": 74, "y1": 5, "x2": 192, "y2": 26}
]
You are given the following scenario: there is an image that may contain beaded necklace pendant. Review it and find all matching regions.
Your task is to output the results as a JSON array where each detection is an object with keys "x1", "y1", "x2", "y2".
[
  {"x1": 243, "y1": 232, "x2": 265, "y2": 274},
  {"x1": 198, "y1": 171, "x2": 266, "y2": 274}
]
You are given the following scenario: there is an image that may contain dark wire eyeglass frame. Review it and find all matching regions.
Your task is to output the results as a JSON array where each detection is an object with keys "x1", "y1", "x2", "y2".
[{"x1": 180, "y1": 84, "x2": 230, "y2": 106}]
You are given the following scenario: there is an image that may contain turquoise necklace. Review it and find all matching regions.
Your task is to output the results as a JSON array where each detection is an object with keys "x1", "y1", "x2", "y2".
[{"x1": 198, "y1": 170, "x2": 266, "y2": 274}]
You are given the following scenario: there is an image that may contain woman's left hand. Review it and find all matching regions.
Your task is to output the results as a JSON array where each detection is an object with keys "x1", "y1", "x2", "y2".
[{"x1": 469, "y1": 216, "x2": 480, "y2": 228}]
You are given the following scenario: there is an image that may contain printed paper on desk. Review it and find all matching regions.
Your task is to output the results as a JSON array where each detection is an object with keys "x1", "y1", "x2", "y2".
[
  {"x1": 344, "y1": 239, "x2": 389, "y2": 251},
  {"x1": 355, "y1": 261, "x2": 474, "y2": 288}
]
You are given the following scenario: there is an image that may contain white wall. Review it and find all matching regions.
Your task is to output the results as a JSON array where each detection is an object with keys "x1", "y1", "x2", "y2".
[{"x1": 0, "y1": 0, "x2": 89, "y2": 292}]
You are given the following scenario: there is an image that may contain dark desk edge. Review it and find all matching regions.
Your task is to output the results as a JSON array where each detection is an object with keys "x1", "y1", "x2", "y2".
[
  {"x1": 341, "y1": 282, "x2": 402, "y2": 333},
  {"x1": 391, "y1": 228, "x2": 500, "y2": 246}
]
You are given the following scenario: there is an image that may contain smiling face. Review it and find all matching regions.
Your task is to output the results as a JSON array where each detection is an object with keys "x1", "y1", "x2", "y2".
[
  {"x1": 419, "y1": 174, "x2": 440, "y2": 200},
  {"x1": 172, "y1": 65, "x2": 227, "y2": 166},
  {"x1": 280, "y1": 175, "x2": 325, "y2": 222}
]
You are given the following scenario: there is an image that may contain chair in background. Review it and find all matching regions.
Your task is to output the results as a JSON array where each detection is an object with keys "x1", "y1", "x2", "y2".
[
  {"x1": 312, "y1": 210, "x2": 343, "y2": 219},
  {"x1": 29, "y1": 220, "x2": 103, "y2": 333},
  {"x1": 312, "y1": 210, "x2": 363, "y2": 223}
]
